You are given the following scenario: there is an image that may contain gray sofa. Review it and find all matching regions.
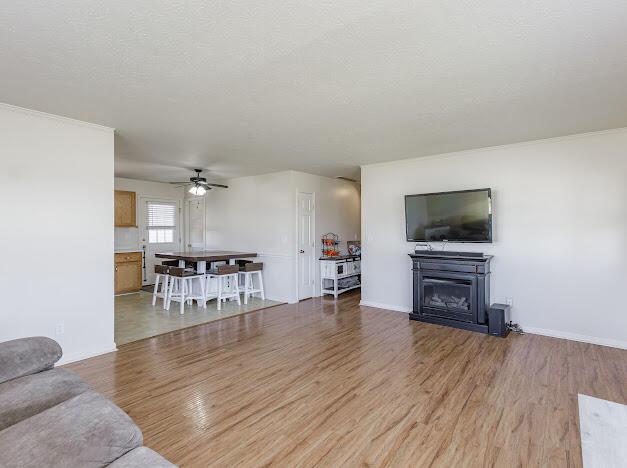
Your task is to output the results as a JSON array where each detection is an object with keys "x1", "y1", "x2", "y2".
[{"x1": 0, "y1": 337, "x2": 176, "y2": 468}]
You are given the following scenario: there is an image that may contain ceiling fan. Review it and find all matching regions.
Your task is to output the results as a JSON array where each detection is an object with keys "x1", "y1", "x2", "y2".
[{"x1": 170, "y1": 169, "x2": 229, "y2": 196}]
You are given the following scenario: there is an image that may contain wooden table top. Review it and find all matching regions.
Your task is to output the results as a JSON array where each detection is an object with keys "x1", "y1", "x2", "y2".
[{"x1": 155, "y1": 250, "x2": 257, "y2": 262}]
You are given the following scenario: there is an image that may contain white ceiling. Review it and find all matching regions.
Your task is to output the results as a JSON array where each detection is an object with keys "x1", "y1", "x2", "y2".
[{"x1": 2, "y1": 1, "x2": 627, "y2": 182}]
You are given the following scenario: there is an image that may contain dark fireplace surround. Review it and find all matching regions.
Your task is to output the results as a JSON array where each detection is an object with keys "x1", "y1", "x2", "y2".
[{"x1": 409, "y1": 252, "x2": 493, "y2": 334}]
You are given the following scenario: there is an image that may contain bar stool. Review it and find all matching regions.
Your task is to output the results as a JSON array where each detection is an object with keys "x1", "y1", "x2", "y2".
[
  {"x1": 206, "y1": 264, "x2": 241, "y2": 311},
  {"x1": 152, "y1": 265, "x2": 171, "y2": 308},
  {"x1": 166, "y1": 267, "x2": 206, "y2": 315},
  {"x1": 238, "y1": 262, "x2": 265, "y2": 304}
]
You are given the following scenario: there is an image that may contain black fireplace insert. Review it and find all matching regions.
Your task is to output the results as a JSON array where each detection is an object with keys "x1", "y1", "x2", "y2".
[{"x1": 422, "y1": 276, "x2": 474, "y2": 321}]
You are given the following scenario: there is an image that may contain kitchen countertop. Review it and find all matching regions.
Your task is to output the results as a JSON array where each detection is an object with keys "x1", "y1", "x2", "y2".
[{"x1": 115, "y1": 249, "x2": 143, "y2": 254}]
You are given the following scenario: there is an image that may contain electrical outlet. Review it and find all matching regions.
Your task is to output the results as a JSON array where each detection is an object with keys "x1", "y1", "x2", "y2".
[
  {"x1": 55, "y1": 321, "x2": 65, "y2": 335},
  {"x1": 506, "y1": 298, "x2": 514, "y2": 307}
]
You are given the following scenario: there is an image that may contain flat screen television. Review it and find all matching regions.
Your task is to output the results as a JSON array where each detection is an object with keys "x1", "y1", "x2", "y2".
[{"x1": 405, "y1": 188, "x2": 492, "y2": 243}]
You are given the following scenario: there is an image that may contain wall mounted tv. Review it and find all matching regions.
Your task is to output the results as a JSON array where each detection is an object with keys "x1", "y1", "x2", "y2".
[{"x1": 405, "y1": 188, "x2": 492, "y2": 243}]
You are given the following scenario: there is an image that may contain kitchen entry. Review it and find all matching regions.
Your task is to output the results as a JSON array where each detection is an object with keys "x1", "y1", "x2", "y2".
[
  {"x1": 140, "y1": 197, "x2": 182, "y2": 286},
  {"x1": 114, "y1": 190, "x2": 282, "y2": 347}
]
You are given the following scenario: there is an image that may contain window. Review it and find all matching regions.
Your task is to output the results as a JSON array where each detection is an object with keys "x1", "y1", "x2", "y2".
[{"x1": 146, "y1": 202, "x2": 177, "y2": 244}]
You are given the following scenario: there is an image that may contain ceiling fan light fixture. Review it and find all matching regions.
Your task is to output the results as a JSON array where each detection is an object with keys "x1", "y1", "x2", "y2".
[{"x1": 189, "y1": 184, "x2": 206, "y2": 196}]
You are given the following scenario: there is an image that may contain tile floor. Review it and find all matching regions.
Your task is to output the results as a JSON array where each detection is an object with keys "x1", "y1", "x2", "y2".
[{"x1": 115, "y1": 291, "x2": 282, "y2": 345}]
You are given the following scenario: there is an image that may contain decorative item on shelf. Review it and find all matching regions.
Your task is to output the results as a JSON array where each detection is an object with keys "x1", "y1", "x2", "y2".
[
  {"x1": 321, "y1": 233, "x2": 340, "y2": 257},
  {"x1": 347, "y1": 240, "x2": 361, "y2": 256}
]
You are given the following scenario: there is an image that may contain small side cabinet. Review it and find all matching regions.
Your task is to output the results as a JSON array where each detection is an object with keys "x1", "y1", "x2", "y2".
[
  {"x1": 114, "y1": 190, "x2": 136, "y2": 227},
  {"x1": 115, "y1": 252, "x2": 142, "y2": 294}
]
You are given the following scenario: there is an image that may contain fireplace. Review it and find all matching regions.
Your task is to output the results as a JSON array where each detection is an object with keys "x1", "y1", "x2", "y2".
[
  {"x1": 422, "y1": 277, "x2": 473, "y2": 321},
  {"x1": 409, "y1": 251, "x2": 492, "y2": 333}
]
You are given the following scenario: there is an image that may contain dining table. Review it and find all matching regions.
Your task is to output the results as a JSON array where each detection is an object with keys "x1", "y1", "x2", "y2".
[
  {"x1": 155, "y1": 251, "x2": 258, "y2": 302},
  {"x1": 155, "y1": 250, "x2": 257, "y2": 274}
]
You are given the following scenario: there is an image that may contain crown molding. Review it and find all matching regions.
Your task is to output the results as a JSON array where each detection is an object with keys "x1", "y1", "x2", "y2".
[
  {"x1": 361, "y1": 126, "x2": 627, "y2": 170},
  {"x1": 0, "y1": 102, "x2": 114, "y2": 133}
]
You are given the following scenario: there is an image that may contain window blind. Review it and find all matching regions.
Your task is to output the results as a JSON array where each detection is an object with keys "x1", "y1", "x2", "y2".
[
  {"x1": 146, "y1": 202, "x2": 176, "y2": 244},
  {"x1": 147, "y1": 202, "x2": 176, "y2": 228}
]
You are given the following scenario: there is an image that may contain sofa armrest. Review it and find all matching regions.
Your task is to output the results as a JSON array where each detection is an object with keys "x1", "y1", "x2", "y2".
[
  {"x1": 108, "y1": 447, "x2": 177, "y2": 467},
  {"x1": 0, "y1": 337, "x2": 62, "y2": 384}
]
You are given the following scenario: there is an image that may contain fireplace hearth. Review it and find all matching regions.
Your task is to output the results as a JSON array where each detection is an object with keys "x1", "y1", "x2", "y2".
[{"x1": 409, "y1": 251, "x2": 493, "y2": 334}]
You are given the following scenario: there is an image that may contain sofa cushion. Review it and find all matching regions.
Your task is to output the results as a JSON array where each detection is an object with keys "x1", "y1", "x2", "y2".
[
  {"x1": 0, "y1": 391, "x2": 142, "y2": 468},
  {"x1": 108, "y1": 447, "x2": 177, "y2": 467},
  {"x1": 0, "y1": 337, "x2": 62, "y2": 384},
  {"x1": 0, "y1": 368, "x2": 89, "y2": 431}
]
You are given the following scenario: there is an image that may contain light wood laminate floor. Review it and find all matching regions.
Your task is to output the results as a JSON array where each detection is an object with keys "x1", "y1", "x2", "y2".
[{"x1": 68, "y1": 291, "x2": 627, "y2": 467}]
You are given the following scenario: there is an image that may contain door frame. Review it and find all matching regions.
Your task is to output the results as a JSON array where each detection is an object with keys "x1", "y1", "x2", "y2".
[
  {"x1": 184, "y1": 197, "x2": 206, "y2": 250},
  {"x1": 138, "y1": 196, "x2": 183, "y2": 285},
  {"x1": 295, "y1": 191, "x2": 316, "y2": 301}
]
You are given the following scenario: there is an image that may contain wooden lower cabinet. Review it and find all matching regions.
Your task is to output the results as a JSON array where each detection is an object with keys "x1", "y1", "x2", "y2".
[{"x1": 115, "y1": 252, "x2": 142, "y2": 294}]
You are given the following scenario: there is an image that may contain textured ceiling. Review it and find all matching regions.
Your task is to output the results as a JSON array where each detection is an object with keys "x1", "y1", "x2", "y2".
[{"x1": 2, "y1": 1, "x2": 627, "y2": 182}]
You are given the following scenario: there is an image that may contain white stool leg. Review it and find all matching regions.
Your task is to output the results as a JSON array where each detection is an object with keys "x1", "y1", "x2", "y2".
[
  {"x1": 205, "y1": 275, "x2": 211, "y2": 303},
  {"x1": 162, "y1": 275, "x2": 169, "y2": 309},
  {"x1": 217, "y1": 276, "x2": 222, "y2": 311},
  {"x1": 258, "y1": 271, "x2": 265, "y2": 300},
  {"x1": 234, "y1": 274, "x2": 241, "y2": 305},
  {"x1": 180, "y1": 278, "x2": 186, "y2": 315},
  {"x1": 166, "y1": 278, "x2": 175, "y2": 310},
  {"x1": 152, "y1": 274, "x2": 160, "y2": 306},
  {"x1": 187, "y1": 277, "x2": 193, "y2": 305},
  {"x1": 198, "y1": 276, "x2": 206, "y2": 309},
  {"x1": 227, "y1": 273, "x2": 234, "y2": 302},
  {"x1": 244, "y1": 273, "x2": 249, "y2": 305}
]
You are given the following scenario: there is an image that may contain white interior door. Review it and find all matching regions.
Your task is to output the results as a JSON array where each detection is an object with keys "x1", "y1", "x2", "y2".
[
  {"x1": 140, "y1": 198, "x2": 181, "y2": 285},
  {"x1": 298, "y1": 192, "x2": 315, "y2": 300},
  {"x1": 185, "y1": 198, "x2": 205, "y2": 250}
]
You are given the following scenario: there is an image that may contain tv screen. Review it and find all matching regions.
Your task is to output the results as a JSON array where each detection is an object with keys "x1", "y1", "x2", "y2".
[{"x1": 405, "y1": 189, "x2": 492, "y2": 243}]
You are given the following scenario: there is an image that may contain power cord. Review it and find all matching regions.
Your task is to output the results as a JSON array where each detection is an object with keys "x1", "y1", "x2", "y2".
[{"x1": 507, "y1": 322, "x2": 524, "y2": 334}]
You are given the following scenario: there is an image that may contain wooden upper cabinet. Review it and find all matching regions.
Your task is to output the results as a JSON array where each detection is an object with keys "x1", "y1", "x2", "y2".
[{"x1": 115, "y1": 190, "x2": 136, "y2": 227}]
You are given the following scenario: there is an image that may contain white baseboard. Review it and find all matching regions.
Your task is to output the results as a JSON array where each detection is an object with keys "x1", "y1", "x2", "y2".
[
  {"x1": 264, "y1": 295, "x2": 291, "y2": 304},
  {"x1": 358, "y1": 302, "x2": 626, "y2": 350},
  {"x1": 522, "y1": 326, "x2": 627, "y2": 350},
  {"x1": 59, "y1": 344, "x2": 118, "y2": 365},
  {"x1": 359, "y1": 300, "x2": 412, "y2": 313}
]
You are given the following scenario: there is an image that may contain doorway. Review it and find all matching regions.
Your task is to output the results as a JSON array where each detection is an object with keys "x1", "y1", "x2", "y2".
[
  {"x1": 185, "y1": 197, "x2": 205, "y2": 250},
  {"x1": 139, "y1": 197, "x2": 182, "y2": 285},
  {"x1": 297, "y1": 192, "x2": 315, "y2": 300}
]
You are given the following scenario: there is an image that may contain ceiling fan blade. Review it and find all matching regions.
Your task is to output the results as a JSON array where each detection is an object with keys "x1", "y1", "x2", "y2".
[
  {"x1": 205, "y1": 183, "x2": 229, "y2": 188},
  {"x1": 169, "y1": 182, "x2": 191, "y2": 185}
]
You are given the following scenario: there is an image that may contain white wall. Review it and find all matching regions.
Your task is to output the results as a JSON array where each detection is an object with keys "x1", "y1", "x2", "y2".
[
  {"x1": 114, "y1": 177, "x2": 185, "y2": 250},
  {"x1": 203, "y1": 170, "x2": 361, "y2": 302},
  {"x1": 361, "y1": 128, "x2": 627, "y2": 349},
  {"x1": 0, "y1": 103, "x2": 115, "y2": 363},
  {"x1": 204, "y1": 171, "x2": 294, "y2": 302}
]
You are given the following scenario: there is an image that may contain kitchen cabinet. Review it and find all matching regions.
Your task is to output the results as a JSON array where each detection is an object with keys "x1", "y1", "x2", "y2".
[
  {"x1": 114, "y1": 190, "x2": 136, "y2": 227},
  {"x1": 115, "y1": 252, "x2": 142, "y2": 294}
]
